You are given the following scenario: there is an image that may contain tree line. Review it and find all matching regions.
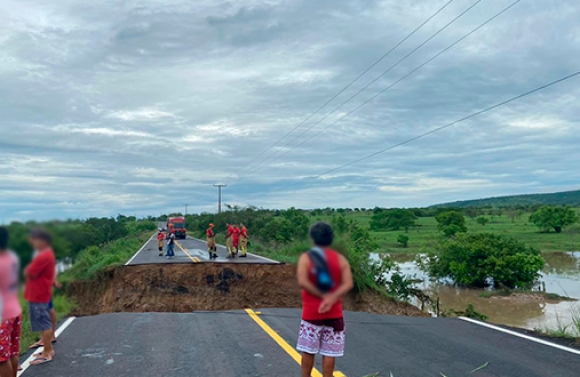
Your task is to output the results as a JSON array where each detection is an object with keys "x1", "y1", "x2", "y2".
[{"x1": 5, "y1": 216, "x2": 156, "y2": 268}]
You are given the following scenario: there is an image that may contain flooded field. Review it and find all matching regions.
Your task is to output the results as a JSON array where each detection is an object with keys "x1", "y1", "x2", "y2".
[{"x1": 376, "y1": 252, "x2": 580, "y2": 331}]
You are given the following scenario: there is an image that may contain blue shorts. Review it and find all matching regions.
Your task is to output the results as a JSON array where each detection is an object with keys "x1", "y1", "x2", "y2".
[
  {"x1": 29, "y1": 303, "x2": 52, "y2": 332},
  {"x1": 48, "y1": 297, "x2": 54, "y2": 310}
]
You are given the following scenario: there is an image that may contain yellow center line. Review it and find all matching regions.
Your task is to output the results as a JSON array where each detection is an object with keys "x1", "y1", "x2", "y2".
[
  {"x1": 175, "y1": 241, "x2": 199, "y2": 263},
  {"x1": 245, "y1": 309, "x2": 347, "y2": 377}
]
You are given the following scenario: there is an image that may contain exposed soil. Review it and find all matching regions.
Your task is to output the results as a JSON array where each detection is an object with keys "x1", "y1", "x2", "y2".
[{"x1": 68, "y1": 264, "x2": 425, "y2": 317}]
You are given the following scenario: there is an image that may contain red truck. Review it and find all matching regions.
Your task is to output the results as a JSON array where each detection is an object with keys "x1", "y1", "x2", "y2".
[{"x1": 167, "y1": 216, "x2": 187, "y2": 239}]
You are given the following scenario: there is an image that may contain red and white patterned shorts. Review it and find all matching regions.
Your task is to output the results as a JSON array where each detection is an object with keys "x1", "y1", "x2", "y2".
[
  {"x1": 296, "y1": 318, "x2": 345, "y2": 357},
  {"x1": 0, "y1": 315, "x2": 22, "y2": 362}
]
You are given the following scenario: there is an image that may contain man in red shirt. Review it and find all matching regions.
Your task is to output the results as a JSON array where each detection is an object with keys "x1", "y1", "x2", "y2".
[
  {"x1": 24, "y1": 229, "x2": 56, "y2": 366},
  {"x1": 296, "y1": 222, "x2": 353, "y2": 377},
  {"x1": 206, "y1": 224, "x2": 217, "y2": 259}
]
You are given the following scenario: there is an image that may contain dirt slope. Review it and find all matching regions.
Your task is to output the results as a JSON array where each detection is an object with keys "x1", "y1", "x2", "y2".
[{"x1": 69, "y1": 264, "x2": 425, "y2": 317}]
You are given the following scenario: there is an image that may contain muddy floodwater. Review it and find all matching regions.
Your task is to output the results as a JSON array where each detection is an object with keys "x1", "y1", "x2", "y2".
[{"x1": 374, "y1": 252, "x2": 580, "y2": 331}]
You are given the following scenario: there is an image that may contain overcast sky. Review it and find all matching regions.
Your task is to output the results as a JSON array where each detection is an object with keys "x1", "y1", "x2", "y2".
[{"x1": 1, "y1": 0, "x2": 579, "y2": 221}]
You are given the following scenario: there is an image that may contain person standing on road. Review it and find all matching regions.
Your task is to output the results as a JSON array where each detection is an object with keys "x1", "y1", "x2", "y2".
[
  {"x1": 0, "y1": 227, "x2": 22, "y2": 377},
  {"x1": 166, "y1": 232, "x2": 176, "y2": 259},
  {"x1": 225, "y1": 223, "x2": 235, "y2": 258},
  {"x1": 157, "y1": 229, "x2": 165, "y2": 256},
  {"x1": 296, "y1": 222, "x2": 353, "y2": 377},
  {"x1": 25, "y1": 229, "x2": 56, "y2": 366},
  {"x1": 232, "y1": 225, "x2": 240, "y2": 257},
  {"x1": 239, "y1": 223, "x2": 248, "y2": 258},
  {"x1": 206, "y1": 224, "x2": 217, "y2": 259}
]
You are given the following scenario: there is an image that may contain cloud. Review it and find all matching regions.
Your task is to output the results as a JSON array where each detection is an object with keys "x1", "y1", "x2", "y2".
[{"x1": 1, "y1": 0, "x2": 580, "y2": 220}]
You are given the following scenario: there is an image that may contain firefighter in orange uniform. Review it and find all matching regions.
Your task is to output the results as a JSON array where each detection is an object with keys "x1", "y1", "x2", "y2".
[
  {"x1": 157, "y1": 228, "x2": 165, "y2": 256},
  {"x1": 226, "y1": 223, "x2": 235, "y2": 258},
  {"x1": 206, "y1": 223, "x2": 217, "y2": 259},
  {"x1": 232, "y1": 225, "x2": 240, "y2": 257},
  {"x1": 239, "y1": 223, "x2": 248, "y2": 257}
]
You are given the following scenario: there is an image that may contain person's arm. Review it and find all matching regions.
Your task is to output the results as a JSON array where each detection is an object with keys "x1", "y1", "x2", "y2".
[
  {"x1": 319, "y1": 254, "x2": 354, "y2": 313},
  {"x1": 297, "y1": 253, "x2": 324, "y2": 298},
  {"x1": 25, "y1": 254, "x2": 50, "y2": 280}
]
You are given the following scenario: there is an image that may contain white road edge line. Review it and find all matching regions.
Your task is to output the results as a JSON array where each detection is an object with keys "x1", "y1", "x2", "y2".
[
  {"x1": 125, "y1": 232, "x2": 156, "y2": 266},
  {"x1": 190, "y1": 236, "x2": 280, "y2": 264},
  {"x1": 18, "y1": 317, "x2": 76, "y2": 376},
  {"x1": 458, "y1": 316, "x2": 580, "y2": 356}
]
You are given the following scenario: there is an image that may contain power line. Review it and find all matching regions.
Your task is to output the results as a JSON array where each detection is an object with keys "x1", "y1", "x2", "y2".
[
  {"x1": 241, "y1": 70, "x2": 580, "y2": 203},
  {"x1": 226, "y1": 0, "x2": 456, "y2": 180},
  {"x1": 246, "y1": 0, "x2": 522, "y2": 175},
  {"x1": 244, "y1": 0, "x2": 485, "y2": 175}
]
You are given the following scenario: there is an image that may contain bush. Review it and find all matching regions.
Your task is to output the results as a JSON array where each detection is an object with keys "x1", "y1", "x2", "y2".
[
  {"x1": 370, "y1": 209, "x2": 417, "y2": 232},
  {"x1": 476, "y1": 216, "x2": 489, "y2": 226},
  {"x1": 436, "y1": 210, "x2": 467, "y2": 237},
  {"x1": 426, "y1": 233, "x2": 545, "y2": 289},
  {"x1": 397, "y1": 234, "x2": 409, "y2": 248}
]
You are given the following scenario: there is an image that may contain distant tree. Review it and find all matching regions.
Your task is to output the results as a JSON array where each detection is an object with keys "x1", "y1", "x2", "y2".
[
  {"x1": 397, "y1": 234, "x2": 409, "y2": 248},
  {"x1": 425, "y1": 233, "x2": 544, "y2": 289},
  {"x1": 370, "y1": 209, "x2": 417, "y2": 232},
  {"x1": 436, "y1": 210, "x2": 467, "y2": 237},
  {"x1": 331, "y1": 215, "x2": 349, "y2": 235},
  {"x1": 529, "y1": 206, "x2": 578, "y2": 233},
  {"x1": 476, "y1": 217, "x2": 489, "y2": 226}
]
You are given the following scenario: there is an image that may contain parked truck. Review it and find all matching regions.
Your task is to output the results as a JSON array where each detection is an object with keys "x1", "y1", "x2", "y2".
[{"x1": 167, "y1": 216, "x2": 187, "y2": 239}]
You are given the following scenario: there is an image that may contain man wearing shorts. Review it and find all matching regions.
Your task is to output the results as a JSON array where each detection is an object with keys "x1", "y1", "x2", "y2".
[
  {"x1": 25, "y1": 229, "x2": 56, "y2": 366},
  {"x1": 0, "y1": 227, "x2": 22, "y2": 377},
  {"x1": 296, "y1": 222, "x2": 353, "y2": 377}
]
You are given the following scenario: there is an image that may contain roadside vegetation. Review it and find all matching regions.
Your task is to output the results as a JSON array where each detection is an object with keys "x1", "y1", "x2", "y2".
[{"x1": 535, "y1": 309, "x2": 580, "y2": 344}]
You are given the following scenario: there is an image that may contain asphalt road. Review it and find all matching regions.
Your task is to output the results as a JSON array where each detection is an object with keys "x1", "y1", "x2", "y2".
[
  {"x1": 20, "y1": 309, "x2": 580, "y2": 377},
  {"x1": 127, "y1": 234, "x2": 280, "y2": 265}
]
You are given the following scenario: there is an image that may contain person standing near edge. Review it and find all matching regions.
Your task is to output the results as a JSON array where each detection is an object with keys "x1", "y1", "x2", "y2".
[
  {"x1": 232, "y1": 224, "x2": 240, "y2": 257},
  {"x1": 0, "y1": 226, "x2": 22, "y2": 377},
  {"x1": 206, "y1": 223, "x2": 217, "y2": 259},
  {"x1": 157, "y1": 228, "x2": 165, "y2": 256},
  {"x1": 239, "y1": 223, "x2": 248, "y2": 258},
  {"x1": 25, "y1": 229, "x2": 56, "y2": 366},
  {"x1": 225, "y1": 223, "x2": 234, "y2": 258},
  {"x1": 296, "y1": 222, "x2": 353, "y2": 377},
  {"x1": 166, "y1": 231, "x2": 175, "y2": 259}
]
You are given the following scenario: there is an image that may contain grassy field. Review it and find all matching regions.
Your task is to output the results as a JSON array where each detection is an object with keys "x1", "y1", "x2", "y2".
[{"x1": 311, "y1": 210, "x2": 580, "y2": 254}]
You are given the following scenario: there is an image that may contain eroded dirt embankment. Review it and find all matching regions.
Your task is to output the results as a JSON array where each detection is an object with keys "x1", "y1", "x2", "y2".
[{"x1": 68, "y1": 264, "x2": 425, "y2": 317}]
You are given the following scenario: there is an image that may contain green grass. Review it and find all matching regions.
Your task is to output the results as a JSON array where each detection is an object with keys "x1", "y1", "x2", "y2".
[
  {"x1": 18, "y1": 293, "x2": 75, "y2": 354},
  {"x1": 60, "y1": 231, "x2": 152, "y2": 282},
  {"x1": 311, "y1": 211, "x2": 580, "y2": 254},
  {"x1": 535, "y1": 309, "x2": 580, "y2": 342}
]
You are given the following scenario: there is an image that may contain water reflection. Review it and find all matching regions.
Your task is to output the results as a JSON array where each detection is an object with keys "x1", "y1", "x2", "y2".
[{"x1": 375, "y1": 252, "x2": 580, "y2": 330}]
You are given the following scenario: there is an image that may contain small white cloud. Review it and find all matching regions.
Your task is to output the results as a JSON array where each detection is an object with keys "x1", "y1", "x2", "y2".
[{"x1": 106, "y1": 108, "x2": 176, "y2": 122}]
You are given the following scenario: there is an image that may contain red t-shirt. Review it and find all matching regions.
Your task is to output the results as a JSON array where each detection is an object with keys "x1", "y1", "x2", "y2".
[
  {"x1": 206, "y1": 228, "x2": 214, "y2": 237},
  {"x1": 157, "y1": 232, "x2": 165, "y2": 241},
  {"x1": 301, "y1": 249, "x2": 344, "y2": 321},
  {"x1": 233, "y1": 227, "x2": 240, "y2": 238},
  {"x1": 24, "y1": 248, "x2": 56, "y2": 303},
  {"x1": 226, "y1": 226, "x2": 234, "y2": 237}
]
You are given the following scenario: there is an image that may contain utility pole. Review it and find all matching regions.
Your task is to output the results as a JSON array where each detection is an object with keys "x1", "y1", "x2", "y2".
[
  {"x1": 213, "y1": 184, "x2": 227, "y2": 213},
  {"x1": 184, "y1": 204, "x2": 189, "y2": 216}
]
